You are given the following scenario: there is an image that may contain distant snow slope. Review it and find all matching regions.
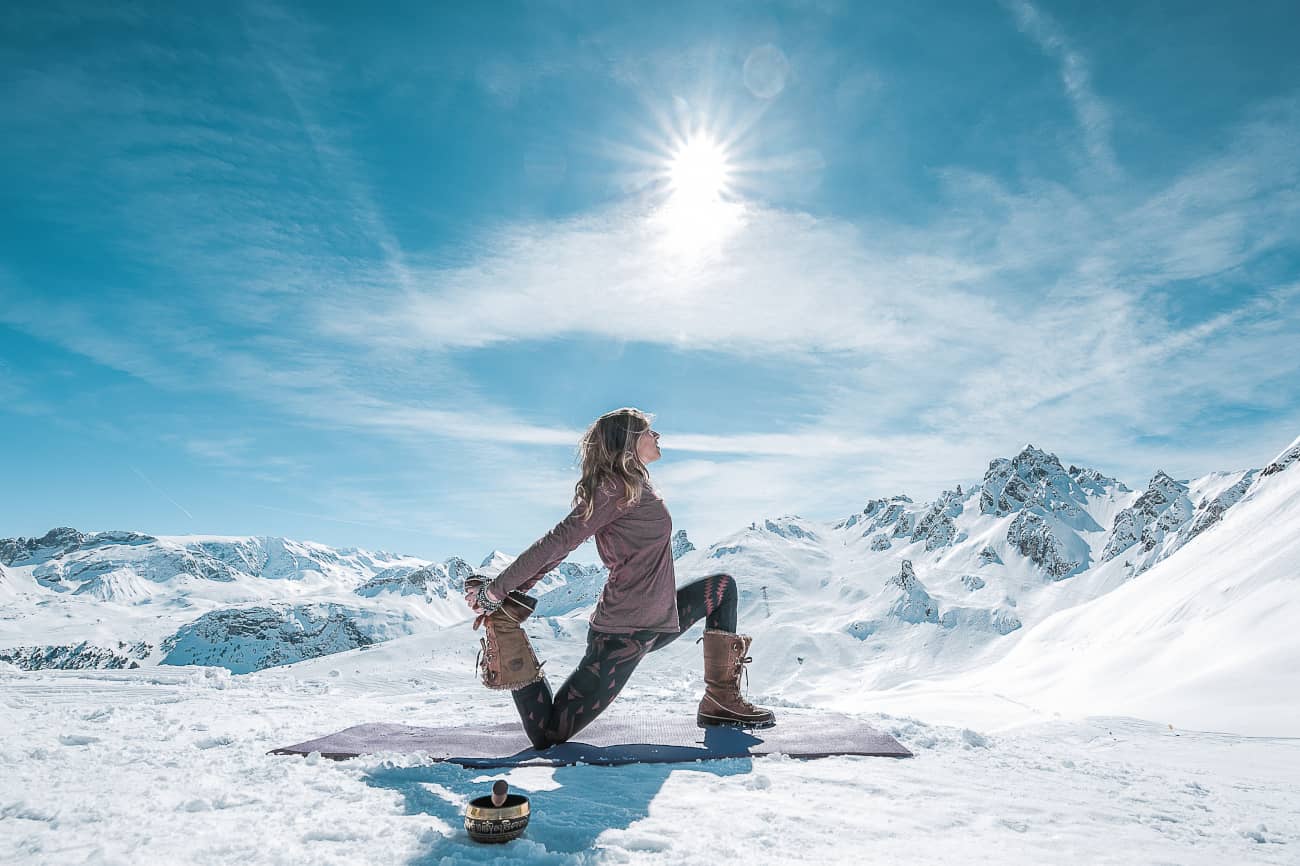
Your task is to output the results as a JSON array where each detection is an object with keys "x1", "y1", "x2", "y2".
[
  {"x1": 952, "y1": 435, "x2": 1300, "y2": 736},
  {"x1": 2, "y1": 436, "x2": 1296, "y2": 737}
]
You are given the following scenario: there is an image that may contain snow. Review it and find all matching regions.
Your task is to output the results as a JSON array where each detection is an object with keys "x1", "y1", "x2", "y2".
[
  {"x1": 3, "y1": 638, "x2": 1298, "y2": 864},
  {"x1": 3, "y1": 440, "x2": 1299, "y2": 862},
  {"x1": 948, "y1": 460, "x2": 1300, "y2": 736}
]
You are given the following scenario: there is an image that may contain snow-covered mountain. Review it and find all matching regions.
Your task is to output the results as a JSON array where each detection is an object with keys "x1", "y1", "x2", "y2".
[
  {"x1": 3, "y1": 436, "x2": 1296, "y2": 736},
  {"x1": 0, "y1": 532, "x2": 451, "y2": 672},
  {"x1": 0, "y1": 519, "x2": 701, "y2": 673},
  {"x1": 948, "y1": 433, "x2": 1300, "y2": 736}
]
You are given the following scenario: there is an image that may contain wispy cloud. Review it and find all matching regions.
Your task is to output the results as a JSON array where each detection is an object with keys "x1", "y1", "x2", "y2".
[
  {"x1": 1001, "y1": 0, "x2": 1119, "y2": 178},
  {"x1": 5, "y1": 86, "x2": 1300, "y2": 511},
  {"x1": 129, "y1": 466, "x2": 194, "y2": 520},
  {"x1": 2, "y1": 5, "x2": 1298, "y2": 553}
]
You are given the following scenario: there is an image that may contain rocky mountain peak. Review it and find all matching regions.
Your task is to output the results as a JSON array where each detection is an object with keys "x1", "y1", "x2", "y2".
[
  {"x1": 1148, "y1": 469, "x2": 1182, "y2": 491},
  {"x1": 837, "y1": 495, "x2": 913, "y2": 533},
  {"x1": 479, "y1": 550, "x2": 511, "y2": 569},
  {"x1": 1012, "y1": 444, "x2": 1064, "y2": 471},
  {"x1": 1101, "y1": 470, "x2": 1193, "y2": 565},
  {"x1": 980, "y1": 445, "x2": 1089, "y2": 519},
  {"x1": 1068, "y1": 465, "x2": 1132, "y2": 494},
  {"x1": 864, "y1": 495, "x2": 913, "y2": 517},
  {"x1": 887, "y1": 559, "x2": 940, "y2": 624},
  {"x1": 0, "y1": 527, "x2": 89, "y2": 566}
]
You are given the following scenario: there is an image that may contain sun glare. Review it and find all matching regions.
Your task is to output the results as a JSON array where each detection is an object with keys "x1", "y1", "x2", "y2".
[
  {"x1": 648, "y1": 127, "x2": 744, "y2": 255},
  {"x1": 668, "y1": 136, "x2": 730, "y2": 203}
]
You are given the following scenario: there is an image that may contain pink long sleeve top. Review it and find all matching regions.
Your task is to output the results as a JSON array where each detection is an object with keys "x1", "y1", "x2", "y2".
[{"x1": 486, "y1": 478, "x2": 680, "y2": 634}]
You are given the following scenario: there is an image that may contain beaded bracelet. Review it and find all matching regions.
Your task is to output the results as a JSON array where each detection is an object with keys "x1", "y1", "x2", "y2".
[{"x1": 476, "y1": 583, "x2": 503, "y2": 614}]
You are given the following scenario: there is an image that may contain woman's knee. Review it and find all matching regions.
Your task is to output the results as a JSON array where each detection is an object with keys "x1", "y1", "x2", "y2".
[{"x1": 709, "y1": 572, "x2": 737, "y2": 603}]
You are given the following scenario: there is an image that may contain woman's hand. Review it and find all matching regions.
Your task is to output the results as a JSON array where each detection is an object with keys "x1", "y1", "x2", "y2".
[
  {"x1": 464, "y1": 577, "x2": 502, "y2": 628},
  {"x1": 464, "y1": 583, "x2": 483, "y2": 614}
]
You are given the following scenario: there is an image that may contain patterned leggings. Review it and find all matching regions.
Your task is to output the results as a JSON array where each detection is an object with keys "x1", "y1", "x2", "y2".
[{"x1": 511, "y1": 572, "x2": 738, "y2": 749}]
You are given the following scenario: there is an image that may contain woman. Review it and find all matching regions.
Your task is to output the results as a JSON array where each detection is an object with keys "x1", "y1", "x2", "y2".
[{"x1": 464, "y1": 407, "x2": 775, "y2": 750}]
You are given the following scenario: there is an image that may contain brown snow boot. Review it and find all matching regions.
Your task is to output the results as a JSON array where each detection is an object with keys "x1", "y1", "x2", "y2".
[
  {"x1": 465, "y1": 576, "x2": 545, "y2": 691},
  {"x1": 696, "y1": 629, "x2": 776, "y2": 728}
]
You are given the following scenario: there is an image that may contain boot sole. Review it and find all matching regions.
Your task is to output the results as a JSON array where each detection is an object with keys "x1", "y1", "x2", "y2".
[{"x1": 696, "y1": 713, "x2": 776, "y2": 729}]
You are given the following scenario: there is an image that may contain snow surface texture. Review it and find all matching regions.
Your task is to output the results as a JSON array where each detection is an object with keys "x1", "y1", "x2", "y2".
[
  {"x1": 3, "y1": 438, "x2": 1299, "y2": 862},
  {"x1": 3, "y1": 641, "x2": 1297, "y2": 864}
]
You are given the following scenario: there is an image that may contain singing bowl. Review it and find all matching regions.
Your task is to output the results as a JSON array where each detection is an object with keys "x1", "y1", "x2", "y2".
[{"x1": 464, "y1": 793, "x2": 530, "y2": 843}]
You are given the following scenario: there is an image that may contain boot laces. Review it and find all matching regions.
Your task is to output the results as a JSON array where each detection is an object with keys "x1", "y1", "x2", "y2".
[
  {"x1": 733, "y1": 655, "x2": 756, "y2": 708},
  {"x1": 475, "y1": 630, "x2": 497, "y2": 677}
]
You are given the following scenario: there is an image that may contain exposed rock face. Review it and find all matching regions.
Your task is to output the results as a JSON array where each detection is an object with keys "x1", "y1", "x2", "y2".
[
  {"x1": 534, "y1": 563, "x2": 610, "y2": 617},
  {"x1": 979, "y1": 445, "x2": 1100, "y2": 527},
  {"x1": 911, "y1": 487, "x2": 964, "y2": 551},
  {"x1": 977, "y1": 546, "x2": 1003, "y2": 567},
  {"x1": 887, "y1": 560, "x2": 940, "y2": 624},
  {"x1": 1, "y1": 528, "x2": 162, "y2": 569},
  {"x1": 1068, "y1": 465, "x2": 1132, "y2": 496},
  {"x1": 1007, "y1": 511, "x2": 1082, "y2": 580},
  {"x1": 961, "y1": 574, "x2": 986, "y2": 591},
  {"x1": 1102, "y1": 471, "x2": 1192, "y2": 563},
  {"x1": 981, "y1": 446, "x2": 1058, "y2": 515},
  {"x1": 709, "y1": 544, "x2": 743, "y2": 559},
  {"x1": 671, "y1": 530, "x2": 695, "y2": 559},
  {"x1": 159, "y1": 604, "x2": 384, "y2": 674},
  {"x1": 1, "y1": 527, "x2": 89, "y2": 566},
  {"x1": 191, "y1": 539, "x2": 267, "y2": 580},
  {"x1": 845, "y1": 560, "x2": 1022, "y2": 640},
  {"x1": 1100, "y1": 468, "x2": 1257, "y2": 576},
  {"x1": 0, "y1": 640, "x2": 151, "y2": 670},
  {"x1": 752, "y1": 517, "x2": 817, "y2": 541},
  {"x1": 355, "y1": 565, "x2": 433, "y2": 597},
  {"x1": 1185, "y1": 474, "x2": 1256, "y2": 541},
  {"x1": 891, "y1": 512, "x2": 916, "y2": 538},
  {"x1": 870, "y1": 534, "x2": 892, "y2": 551},
  {"x1": 31, "y1": 545, "x2": 241, "y2": 591},
  {"x1": 842, "y1": 496, "x2": 912, "y2": 538},
  {"x1": 1261, "y1": 436, "x2": 1300, "y2": 477},
  {"x1": 863, "y1": 496, "x2": 913, "y2": 518}
]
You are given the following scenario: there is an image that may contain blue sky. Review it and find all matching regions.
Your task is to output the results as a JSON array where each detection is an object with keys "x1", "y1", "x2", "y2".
[{"x1": 2, "y1": 0, "x2": 1299, "y2": 562}]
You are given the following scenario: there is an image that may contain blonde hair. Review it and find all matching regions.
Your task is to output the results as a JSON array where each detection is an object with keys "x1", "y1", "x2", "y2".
[{"x1": 572, "y1": 407, "x2": 656, "y2": 521}]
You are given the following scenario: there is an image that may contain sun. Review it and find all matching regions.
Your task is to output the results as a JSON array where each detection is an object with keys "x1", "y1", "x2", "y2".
[{"x1": 668, "y1": 135, "x2": 731, "y2": 204}]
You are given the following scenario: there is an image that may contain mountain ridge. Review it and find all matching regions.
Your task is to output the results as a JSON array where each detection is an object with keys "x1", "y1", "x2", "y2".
[{"x1": 2, "y1": 437, "x2": 1293, "y2": 704}]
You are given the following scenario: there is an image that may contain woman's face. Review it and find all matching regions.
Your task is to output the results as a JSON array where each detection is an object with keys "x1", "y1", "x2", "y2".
[{"x1": 635, "y1": 425, "x2": 661, "y2": 464}]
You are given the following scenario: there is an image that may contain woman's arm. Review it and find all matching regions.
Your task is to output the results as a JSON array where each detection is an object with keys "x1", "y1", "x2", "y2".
[{"x1": 488, "y1": 482, "x2": 624, "y2": 599}]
